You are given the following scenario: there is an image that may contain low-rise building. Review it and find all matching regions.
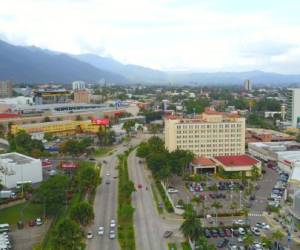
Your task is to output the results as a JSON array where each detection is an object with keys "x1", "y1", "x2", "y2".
[
  {"x1": 11, "y1": 119, "x2": 106, "y2": 136},
  {"x1": 0, "y1": 152, "x2": 42, "y2": 189},
  {"x1": 248, "y1": 141, "x2": 300, "y2": 173},
  {"x1": 214, "y1": 155, "x2": 261, "y2": 177},
  {"x1": 246, "y1": 128, "x2": 295, "y2": 143},
  {"x1": 74, "y1": 90, "x2": 91, "y2": 103},
  {"x1": 191, "y1": 157, "x2": 216, "y2": 174}
]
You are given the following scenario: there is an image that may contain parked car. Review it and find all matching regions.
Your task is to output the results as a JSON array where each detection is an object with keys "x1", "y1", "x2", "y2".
[
  {"x1": 204, "y1": 228, "x2": 211, "y2": 238},
  {"x1": 224, "y1": 228, "x2": 232, "y2": 237},
  {"x1": 87, "y1": 231, "x2": 93, "y2": 239},
  {"x1": 163, "y1": 231, "x2": 173, "y2": 238},
  {"x1": 167, "y1": 188, "x2": 178, "y2": 193},
  {"x1": 217, "y1": 238, "x2": 229, "y2": 248}
]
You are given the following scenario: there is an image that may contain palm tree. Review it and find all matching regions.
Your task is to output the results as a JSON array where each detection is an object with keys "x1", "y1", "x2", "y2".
[
  {"x1": 180, "y1": 206, "x2": 203, "y2": 249},
  {"x1": 243, "y1": 233, "x2": 254, "y2": 248},
  {"x1": 211, "y1": 201, "x2": 222, "y2": 226},
  {"x1": 261, "y1": 235, "x2": 272, "y2": 249},
  {"x1": 272, "y1": 230, "x2": 284, "y2": 248}
]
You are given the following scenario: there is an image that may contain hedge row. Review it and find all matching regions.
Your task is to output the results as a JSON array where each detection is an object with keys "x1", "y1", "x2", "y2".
[
  {"x1": 156, "y1": 181, "x2": 174, "y2": 213},
  {"x1": 117, "y1": 151, "x2": 136, "y2": 250}
]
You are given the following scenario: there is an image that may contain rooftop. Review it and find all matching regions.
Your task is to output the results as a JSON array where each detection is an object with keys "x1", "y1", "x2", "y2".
[
  {"x1": 215, "y1": 155, "x2": 258, "y2": 167},
  {"x1": 192, "y1": 157, "x2": 215, "y2": 166},
  {"x1": 0, "y1": 152, "x2": 37, "y2": 165}
]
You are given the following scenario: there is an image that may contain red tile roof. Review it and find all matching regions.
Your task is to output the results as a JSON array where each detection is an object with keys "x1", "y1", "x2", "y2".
[
  {"x1": 214, "y1": 155, "x2": 258, "y2": 167},
  {"x1": 192, "y1": 157, "x2": 215, "y2": 166},
  {"x1": 0, "y1": 113, "x2": 19, "y2": 119}
]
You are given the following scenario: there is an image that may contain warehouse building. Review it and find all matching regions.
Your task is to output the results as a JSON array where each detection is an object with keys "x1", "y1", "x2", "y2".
[
  {"x1": 0, "y1": 153, "x2": 42, "y2": 189},
  {"x1": 248, "y1": 141, "x2": 300, "y2": 173}
]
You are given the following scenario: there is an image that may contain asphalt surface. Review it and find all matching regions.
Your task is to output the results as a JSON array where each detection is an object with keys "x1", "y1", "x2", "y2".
[
  {"x1": 128, "y1": 150, "x2": 168, "y2": 250},
  {"x1": 86, "y1": 147, "x2": 122, "y2": 250}
]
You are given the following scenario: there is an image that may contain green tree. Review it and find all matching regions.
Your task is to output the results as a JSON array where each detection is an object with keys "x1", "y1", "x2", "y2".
[
  {"x1": 77, "y1": 164, "x2": 99, "y2": 192},
  {"x1": 148, "y1": 124, "x2": 161, "y2": 134},
  {"x1": 122, "y1": 120, "x2": 136, "y2": 135},
  {"x1": 8, "y1": 130, "x2": 44, "y2": 157},
  {"x1": 35, "y1": 175, "x2": 69, "y2": 215},
  {"x1": 180, "y1": 206, "x2": 203, "y2": 245},
  {"x1": 43, "y1": 116, "x2": 51, "y2": 122},
  {"x1": 272, "y1": 229, "x2": 284, "y2": 243},
  {"x1": 184, "y1": 99, "x2": 209, "y2": 114},
  {"x1": 0, "y1": 124, "x2": 6, "y2": 138},
  {"x1": 52, "y1": 218, "x2": 85, "y2": 250},
  {"x1": 195, "y1": 236, "x2": 216, "y2": 250},
  {"x1": 261, "y1": 236, "x2": 272, "y2": 249},
  {"x1": 70, "y1": 201, "x2": 94, "y2": 225},
  {"x1": 243, "y1": 233, "x2": 254, "y2": 248},
  {"x1": 296, "y1": 134, "x2": 300, "y2": 143}
]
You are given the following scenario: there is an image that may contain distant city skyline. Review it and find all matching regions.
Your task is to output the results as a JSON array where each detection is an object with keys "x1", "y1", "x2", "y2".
[{"x1": 1, "y1": 0, "x2": 300, "y2": 73}]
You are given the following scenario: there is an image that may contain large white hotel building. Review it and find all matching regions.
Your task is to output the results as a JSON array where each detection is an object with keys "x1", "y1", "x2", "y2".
[{"x1": 165, "y1": 110, "x2": 246, "y2": 157}]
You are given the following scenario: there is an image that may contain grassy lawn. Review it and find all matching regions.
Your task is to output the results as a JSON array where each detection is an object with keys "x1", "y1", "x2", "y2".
[
  {"x1": 0, "y1": 202, "x2": 43, "y2": 225},
  {"x1": 168, "y1": 243, "x2": 177, "y2": 250},
  {"x1": 92, "y1": 147, "x2": 112, "y2": 157},
  {"x1": 181, "y1": 242, "x2": 192, "y2": 250}
]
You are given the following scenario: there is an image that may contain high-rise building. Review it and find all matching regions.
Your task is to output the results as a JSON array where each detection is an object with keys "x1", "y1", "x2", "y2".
[
  {"x1": 0, "y1": 80, "x2": 13, "y2": 97},
  {"x1": 287, "y1": 88, "x2": 300, "y2": 128},
  {"x1": 164, "y1": 110, "x2": 246, "y2": 157},
  {"x1": 72, "y1": 81, "x2": 86, "y2": 91},
  {"x1": 244, "y1": 80, "x2": 252, "y2": 91},
  {"x1": 74, "y1": 90, "x2": 91, "y2": 103}
]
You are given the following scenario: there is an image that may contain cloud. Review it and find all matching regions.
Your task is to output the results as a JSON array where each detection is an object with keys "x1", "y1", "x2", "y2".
[{"x1": 0, "y1": 0, "x2": 300, "y2": 73}]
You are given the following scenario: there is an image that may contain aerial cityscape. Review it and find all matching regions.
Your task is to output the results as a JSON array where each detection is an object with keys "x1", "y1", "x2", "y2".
[{"x1": 1, "y1": 1, "x2": 300, "y2": 250}]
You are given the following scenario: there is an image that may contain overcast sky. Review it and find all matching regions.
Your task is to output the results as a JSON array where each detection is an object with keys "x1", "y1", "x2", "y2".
[{"x1": 1, "y1": 0, "x2": 300, "y2": 73}]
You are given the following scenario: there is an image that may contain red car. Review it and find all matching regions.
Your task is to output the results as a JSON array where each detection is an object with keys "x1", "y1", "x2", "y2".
[
  {"x1": 224, "y1": 228, "x2": 232, "y2": 237},
  {"x1": 28, "y1": 220, "x2": 35, "y2": 227},
  {"x1": 137, "y1": 184, "x2": 142, "y2": 189}
]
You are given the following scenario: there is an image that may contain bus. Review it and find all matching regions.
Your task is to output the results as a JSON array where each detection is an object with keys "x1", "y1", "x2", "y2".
[
  {"x1": 0, "y1": 224, "x2": 10, "y2": 233},
  {"x1": 16, "y1": 181, "x2": 32, "y2": 189}
]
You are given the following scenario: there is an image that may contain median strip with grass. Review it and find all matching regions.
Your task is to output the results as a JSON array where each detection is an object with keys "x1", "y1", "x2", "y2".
[{"x1": 117, "y1": 149, "x2": 136, "y2": 250}]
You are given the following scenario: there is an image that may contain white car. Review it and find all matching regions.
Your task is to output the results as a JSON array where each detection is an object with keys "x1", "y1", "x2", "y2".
[
  {"x1": 233, "y1": 219, "x2": 245, "y2": 225},
  {"x1": 109, "y1": 230, "x2": 116, "y2": 239},
  {"x1": 87, "y1": 231, "x2": 93, "y2": 239},
  {"x1": 168, "y1": 188, "x2": 178, "y2": 193},
  {"x1": 238, "y1": 227, "x2": 245, "y2": 235},
  {"x1": 261, "y1": 222, "x2": 270, "y2": 230},
  {"x1": 98, "y1": 226, "x2": 104, "y2": 236},
  {"x1": 251, "y1": 227, "x2": 260, "y2": 236},
  {"x1": 106, "y1": 172, "x2": 110, "y2": 176},
  {"x1": 110, "y1": 219, "x2": 116, "y2": 228},
  {"x1": 36, "y1": 218, "x2": 43, "y2": 226}
]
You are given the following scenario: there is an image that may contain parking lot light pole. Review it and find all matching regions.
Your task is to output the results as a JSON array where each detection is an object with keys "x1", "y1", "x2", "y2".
[{"x1": 239, "y1": 191, "x2": 242, "y2": 209}]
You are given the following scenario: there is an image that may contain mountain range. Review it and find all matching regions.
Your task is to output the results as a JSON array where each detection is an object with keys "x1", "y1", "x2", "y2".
[{"x1": 1, "y1": 39, "x2": 300, "y2": 85}]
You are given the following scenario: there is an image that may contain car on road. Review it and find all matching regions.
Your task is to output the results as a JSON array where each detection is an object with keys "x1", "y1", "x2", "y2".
[
  {"x1": 36, "y1": 218, "x2": 43, "y2": 226},
  {"x1": 137, "y1": 184, "x2": 143, "y2": 189},
  {"x1": 28, "y1": 220, "x2": 35, "y2": 227},
  {"x1": 105, "y1": 180, "x2": 110, "y2": 184},
  {"x1": 109, "y1": 230, "x2": 116, "y2": 239},
  {"x1": 106, "y1": 172, "x2": 110, "y2": 176},
  {"x1": 110, "y1": 219, "x2": 116, "y2": 228},
  {"x1": 87, "y1": 231, "x2": 93, "y2": 239},
  {"x1": 103, "y1": 160, "x2": 107, "y2": 164},
  {"x1": 163, "y1": 231, "x2": 173, "y2": 238},
  {"x1": 233, "y1": 219, "x2": 245, "y2": 225},
  {"x1": 89, "y1": 158, "x2": 96, "y2": 161},
  {"x1": 167, "y1": 188, "x2": 178, "y2": 193},
  {"x1": 98, "y1": 226, "x2": 104, "y2": 236}
]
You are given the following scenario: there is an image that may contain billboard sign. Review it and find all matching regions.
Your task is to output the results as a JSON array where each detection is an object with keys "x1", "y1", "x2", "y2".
[{"x1": 91, "y1": 118, "x2": 110, "y2": 126}]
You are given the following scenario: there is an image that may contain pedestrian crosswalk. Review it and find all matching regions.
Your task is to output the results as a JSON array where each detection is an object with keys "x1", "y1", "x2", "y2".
[{"x1": 248, "y1": 213, "x2": 263, "y2": 217}]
